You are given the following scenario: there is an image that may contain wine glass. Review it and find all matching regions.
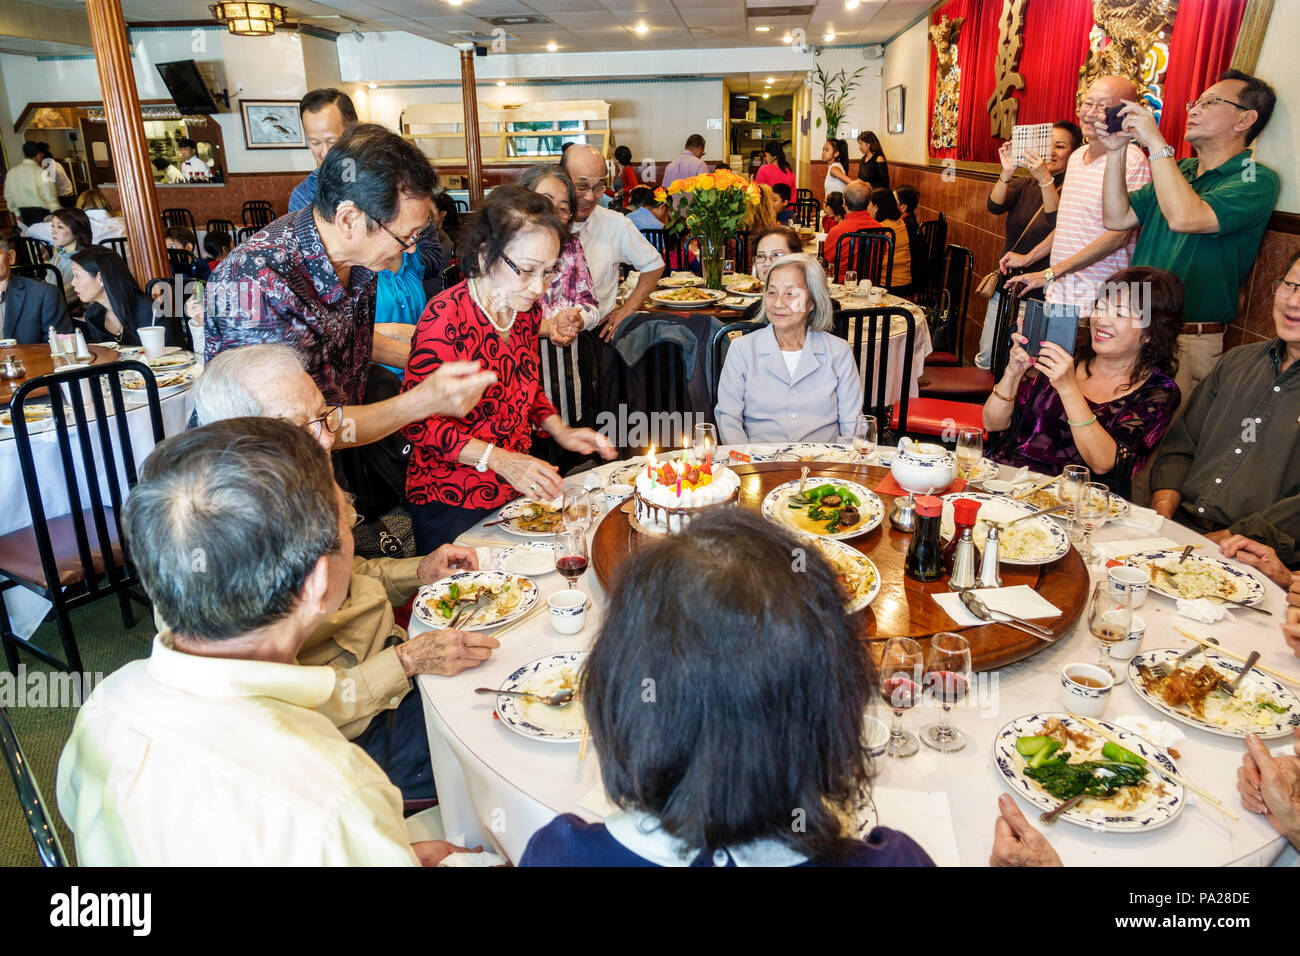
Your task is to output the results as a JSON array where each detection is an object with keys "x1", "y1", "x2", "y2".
[
  {"x1": 1076, "y1": 481, "x2": 1110, "y2": 565},
  {"x1": 1058, "y1": 464, "x2": 1089, "y2": 541},
  {"x1": 955, "y1": 427, "x2": 983, "y2": 481},
  {"x1": 844, "y1": 270, "x2": 859, "y2": 294},
  {"x1": 562, "y1": 487, "x2": 597, "y2": 534},
  {"x1": 1087, "y1": 581, "x2": 1132, "y2": 676},
  {"x1": 692, "y1": 422, "x2": 718, "y2": 465},
  {"x1": 921, "y1": 632, "x2": 972, "y2": 753},
  {"x1": 879, "y1": 637, "x2": 924, "y2": 758},
  {"x1": 554, "y1": 531, "x2": 589, "y2": 590},
  {"x1": 853, "y1": 414, "x2": 878, "y2": 463}
]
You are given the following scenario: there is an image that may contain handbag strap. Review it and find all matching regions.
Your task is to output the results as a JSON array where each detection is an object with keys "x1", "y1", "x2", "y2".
[{"x1": 1008, "y1": 195, "x2": 1047, "y2": 254}]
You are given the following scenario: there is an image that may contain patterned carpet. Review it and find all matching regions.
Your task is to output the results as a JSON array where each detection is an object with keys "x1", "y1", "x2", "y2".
[{"x1": 0, "y1": 598, "x2": 157, "y2": 866}]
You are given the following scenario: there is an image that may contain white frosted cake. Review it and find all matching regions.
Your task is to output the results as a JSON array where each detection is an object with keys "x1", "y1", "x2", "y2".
[{"x1": 633, "y1": 453, "x2": 740, "y2": 534}]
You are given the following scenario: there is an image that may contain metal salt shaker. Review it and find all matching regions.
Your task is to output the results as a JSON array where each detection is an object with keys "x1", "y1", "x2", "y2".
[
  {"x1": 1, "y1": 354, "x2": 24, "y2": 380},
  {"x1": 948, "y1": 527, "x2": 978, "y2": 590},
  {"x1": 978, "y1": 525, "x2": 1003, "y2": 588},
  {"x1": 889, "y1": 493, "x2": 918, "y2": 533}
]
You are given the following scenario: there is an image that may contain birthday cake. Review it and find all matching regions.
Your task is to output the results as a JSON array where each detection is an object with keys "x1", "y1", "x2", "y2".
[{"x1": 633, "y1": 452, "x2": 740, "y2": 534}]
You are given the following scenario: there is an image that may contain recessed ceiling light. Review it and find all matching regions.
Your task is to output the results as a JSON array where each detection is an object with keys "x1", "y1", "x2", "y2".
[
  {"x1": 766, "y1": 77, "x2": 775, "y2": 83},
  {"x1": 824, "y1": 29, "x2": 836, "y2": 41},
  {"x1": 755, "y1": 25, "x2": 771, "y2": 32},
  {"x1": 762, "y1": 94, "x2": 770, "y2": 100},
  {"x1": 546, "y1": 41, "x2": 557, "y2": 51},
  {"x1": 496, "y1": 80, "x2": 506, "y2": 86},
  {"x1": 367, "y1": 82, "x2": 377, "y2": 90},
  {"x1": 846, "y1": 0, "x2": 860, "y2": 9},
  {"x1": 782, "y1": 33, "x2": 792, "y2": 43},
  {"x1": 447, "y1": 0, "x2": 462, "y2": 5},
  {"x1": 634, "y1": 22, "x2": 648, "y2": 35}
]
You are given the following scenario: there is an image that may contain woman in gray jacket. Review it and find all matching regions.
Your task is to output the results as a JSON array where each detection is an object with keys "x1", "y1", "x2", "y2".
[{"x1": 715, "y1": 254, "x2": 862, "y2": 444}]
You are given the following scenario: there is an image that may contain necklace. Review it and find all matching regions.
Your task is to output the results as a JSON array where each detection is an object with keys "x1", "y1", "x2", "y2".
[{"x1": 468, "y1": 277, "x2": 516, "y2": 333}]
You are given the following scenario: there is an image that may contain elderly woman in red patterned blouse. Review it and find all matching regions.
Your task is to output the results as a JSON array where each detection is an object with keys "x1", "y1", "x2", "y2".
[{"x1": 402, "y1": 185, "x2": 617, "y2": 551}]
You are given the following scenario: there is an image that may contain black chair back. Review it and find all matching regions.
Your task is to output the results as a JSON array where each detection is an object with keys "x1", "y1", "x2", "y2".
[
  {"x1": 161, "y1": 207, "x2": 196, "y2": 232},
  {"x1": 640, "y1": 228, "x2": 685, "y2": 270},
  {"x1": 611, "y1": 340, "x2": 692, "y2": 452},
  {"x1": 242, "y1": 200, "x2": 275, "y2": 228},
  {"x1": 728, "y1": 230, "x2": 754, "y2": 275},
  {"x1": 989, "y1": 285, "x2": 1023, "y2": 382},
  {"x1": 792, "y1": 198, "x2": 820, "y2": 230},
  {"x1": 707, "y1": 319, "x2": 767, "y2": 406},
  {"x1": 916, "y1": 213, "x2": 949, "y2": 305},
  {"x1": 930, "y1": 244, "x2": 974, "y2": 358},
  {"x1": 235, "y1": 225, "x2": 259, "y2": 244},
  {"x1": 441, "y1": 258, "x2": 462, "y2": 288},
  {"x1": 453, "y1": 198, "x2": 469, "y2": 213},
  {"x1": 12, "y1": 263, "x2": 64, "y2": 301},
  {"x1": 539, "y1": 331, "x2": 598, "y2": 431},
  {"x1": 13, "y1": 236, "x2": 51, "y2": 267},
  {"x1": 831, "y1": 307, "x2": 915, "y2": 440},
  {"x1": 166, "y1": 248, "x2": 199, "y2": 276},
  {"x1": 796, "y1": 188, "x2": 814, "y2": 202},
  {"x1": 205, "y1": 218, "x2": 236, "y2": 236},
  {"x1": 3, "y1": 361, "x2": 164, "y2": 672},
  {"x1": 833, "y1": 229, "x2": 895, "y2": 286},
  {"x1": 0, "y1": 705, "x2": 67, "y2": 866},
  {"x1": 101, "y1": 237, "x2": 130, "y2": 268}
]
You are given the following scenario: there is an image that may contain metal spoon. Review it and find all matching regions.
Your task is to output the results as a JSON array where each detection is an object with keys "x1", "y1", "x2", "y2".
[
  {"x1": 959, "y1": 590, "x2": 1055, "y2": 640},
  {"x1": 988, "y1": 504, "x2": 1068, "y2": 528},
  {"x1": 475, "y1": 687, "x2": 575, "y2": 707}
]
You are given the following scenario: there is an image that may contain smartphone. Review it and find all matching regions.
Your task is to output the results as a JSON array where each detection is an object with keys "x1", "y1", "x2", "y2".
[
  {"x1": 1020, "y1": 300, "x2": 1079, "y2": 359},
  {"x1": 1104, "y1": 103, "x2": 1126, "y2": 134}
]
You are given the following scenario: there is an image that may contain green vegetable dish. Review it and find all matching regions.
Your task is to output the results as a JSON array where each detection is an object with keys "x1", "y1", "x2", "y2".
[
  {"x1": 1015, "y1": 734, "x2": 1149, "y2": 801},
  {"x1": 786, "y1": 483, "x2": 864, "y2": 534}
]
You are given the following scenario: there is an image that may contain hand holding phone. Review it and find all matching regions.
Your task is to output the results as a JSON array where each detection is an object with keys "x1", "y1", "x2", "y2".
[
  {"x1": 1103, "y1": 104, "x2": 1126, "y2": 134},
  {"x1": 1020, "y1": 300, "x2": 1079, "y2": 359}
]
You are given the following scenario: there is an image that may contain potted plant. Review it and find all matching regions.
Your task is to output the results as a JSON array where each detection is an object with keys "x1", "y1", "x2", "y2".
[
  {"x1": 654, "y1": 170, "x2": 760, "y2": 290},
  {"x1": 814, "y1": 64, "x2": 867, "y2": 139}
]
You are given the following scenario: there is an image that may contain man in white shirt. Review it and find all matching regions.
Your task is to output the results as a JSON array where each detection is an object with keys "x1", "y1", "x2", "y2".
[
  {"x1": 4, "y1": 142, "x2": 59, "y2": 226},
  {"x1": 561, "y1": 144, "x2": 664, "y2": 342},
  {"x1": 57, "y1": 416, "x2": 474, "y2": 866},
  {"x1": 177, "y1": 137, "x2": 210, "y2": 180},
  {"x1": 662, "y1": 134, "x2": 710, "y2": 192},
  {"x1": 1007, "y1": 75, "x2": 1151, "y2": 315},
  {"x1": 34, "y1": 142, "x2": 75, "y2": 208}
]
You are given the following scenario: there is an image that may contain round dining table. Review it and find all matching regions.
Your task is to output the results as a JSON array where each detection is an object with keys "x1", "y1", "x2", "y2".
[{"x1": 414, "y1": 447, "x2": 1297, "y2": 867}]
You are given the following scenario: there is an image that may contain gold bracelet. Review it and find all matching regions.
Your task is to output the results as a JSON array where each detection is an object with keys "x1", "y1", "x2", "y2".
[{"x1": 992, "y1": 387, "x2": 1016, "y2": 403}]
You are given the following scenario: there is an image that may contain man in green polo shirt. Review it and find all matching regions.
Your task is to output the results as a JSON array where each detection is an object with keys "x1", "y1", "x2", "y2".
[{"x1": 1098, "y1": 69, "x2": 1279, "y2": 395}]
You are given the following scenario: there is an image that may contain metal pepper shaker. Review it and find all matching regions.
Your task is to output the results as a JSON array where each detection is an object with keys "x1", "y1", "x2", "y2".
[
  {"x1": 949, "y1": 527, "x2": 978, "y2": 590},
  {"x1": 978, "y1": 525, "x2": 1003, "y2": 588}
]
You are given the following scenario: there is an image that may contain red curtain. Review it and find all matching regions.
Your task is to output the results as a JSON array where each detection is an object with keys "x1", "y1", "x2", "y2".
[
  {"x1": 1015, "y1": 0, "x2": 1094, "y2": 129},
  {"x1": 1160, "y1": 0, "x2": 1249, "y2": 158},
  {"x1": 928, "y1": 0, "x2": 1003, "y2": 164}
]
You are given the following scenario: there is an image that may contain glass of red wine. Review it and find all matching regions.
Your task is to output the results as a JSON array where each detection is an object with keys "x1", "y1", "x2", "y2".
[
  {"x1": 921, "y1": 632, "x2": 972, "y2": 753},
  {"x1": 879, "y1": 637, "x2": 924, "y2": 758},
  {"x1": 554, "y1": 531, "x2": 589, "y2": 590}
]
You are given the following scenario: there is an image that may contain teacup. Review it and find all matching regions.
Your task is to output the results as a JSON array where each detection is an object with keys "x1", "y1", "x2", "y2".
[
  {"x1": 1110, "y1": 615, "x2": 1145, "y2": 660},
  {"x1": 1060, "y1": 663, "x2": 1114, "y2": 717},
  {"x1": 548, "y1": 589, "x2": 587, "y2": 635},
  {"x1": 1107, "y1": 565, "x2": 1150, "y2": 609},
  {"x1": 863, "y1": 715, "x2": 890, "y2": 758},
  {"x1": 604, "y1": 484, "x2": 634, "y2": 509}
]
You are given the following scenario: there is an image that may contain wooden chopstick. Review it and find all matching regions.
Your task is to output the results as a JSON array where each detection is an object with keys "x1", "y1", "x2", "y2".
[
  {"x1": 1014, "y1": 475, "x2": 1059, "y2": 500},
  {"x1": 1174, "y1": 628, "x2": 1300, "y2": 689},
  {"x1": 577, "y1": 722, "x2": 590, "y2": 761},
  {"x1": 487, "y1": 603, "x2": 547, "y2": 639},
  {"x1": 455, "y1": 535, "x2": 513, "y2": 550},
  {"x1": 1070, "y1": 714, "x2": 1238, "y2": 822}
]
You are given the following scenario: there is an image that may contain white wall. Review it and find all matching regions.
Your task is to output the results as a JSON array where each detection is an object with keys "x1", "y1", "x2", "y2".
[
  {"x1": 806, "y1": 47, "x2": 884, "y2": 157},
  {"x1": 879, "y1": 17, "x2": 929, "y2": 166},
  {"x1": 1252, "y1": 21, "x2": 1298, "y2": 213}
]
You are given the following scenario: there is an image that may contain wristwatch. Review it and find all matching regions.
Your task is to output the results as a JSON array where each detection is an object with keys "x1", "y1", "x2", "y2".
[
  {"x1": 1149, "y1": 145, "x2": 1175, "y2": 162},
  {"x1": 475, "y1": 442, "x2": 494, "y2": 473},
  {"x1": 1043, "y1": 267, "x2": 1055, "y2": 283}
]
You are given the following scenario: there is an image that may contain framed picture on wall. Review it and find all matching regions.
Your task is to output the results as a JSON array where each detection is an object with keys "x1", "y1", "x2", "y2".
[
  {"x1": 886, "y1": 85, "x2": 905, "y2": 135},
  {"x1": 240, "y1": 100, "x2": 306, "y2": 149}
]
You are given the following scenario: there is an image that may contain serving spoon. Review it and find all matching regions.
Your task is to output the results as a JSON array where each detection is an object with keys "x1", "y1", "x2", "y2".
[{"x1": 475, "y1": 687, "x2": 575, "y2": 707}]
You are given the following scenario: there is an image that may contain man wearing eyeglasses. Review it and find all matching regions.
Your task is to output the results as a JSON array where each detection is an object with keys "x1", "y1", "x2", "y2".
[
  {"x1": 1099, "y1": 69, "x2": 1280, "y2": 395},
  {"x1": 561, "y1": 144, "x2": 664, "y2": 343}
]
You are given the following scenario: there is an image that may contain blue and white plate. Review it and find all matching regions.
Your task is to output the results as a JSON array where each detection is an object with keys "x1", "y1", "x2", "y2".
[
  {"x1": 492, "y1": 541, "x2": 556, "y2": 576},
  {"x1": 993, "y1": 713, "x2": 1184, "y2": 833},
  {"x1": 811, "y1": 537, "x2": 881, "y2": 613},
  {"x1": 762, "y1": 478, "x2": 883, "y2": 540},
  {"x1": 495, "y1": 652, "x2": 587, "y2": 743},
  {"x1": 1128, "y1": 648, "x2": 1299, "y2": 739},
  {"x1": 939, "y1": 491, "x2": 1070, "y2": 566},
  {"x1": 770, "y1": 442, "x2": 860, "y2": 463},
  {"x1": 1125, "y1": 550, "x2": 1266, "y2": 606},
  {"x1": 412, "y1": 570, "x2": 539, "y2": 631},
  {"x1": 496, "y1": 498, "x2": 563, "y2": 537}
]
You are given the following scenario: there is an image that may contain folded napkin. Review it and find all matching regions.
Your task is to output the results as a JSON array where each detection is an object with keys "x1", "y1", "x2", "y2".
[
  {"x1": 1096, "y1": 536, "x2": 1179, "y2": 563},
  {"x1": 865, "y1": 788, "x2": 961, "y2": 868},
  {"x1": 932, "y1": 586, "x2": 1062, "y2": 627},
  {"x1": 1109, "y1": 715, "x2": 1186, "y2": 752},
  {"x1": 1177, "y1": 597, "x2": 1233, "y2": 624},
  {"x1": 1114, "y1": 503, "x2": 1164, "y2": 532}
]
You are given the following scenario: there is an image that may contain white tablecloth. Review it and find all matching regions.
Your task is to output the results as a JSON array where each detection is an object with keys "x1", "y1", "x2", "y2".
[
  {"x1": 416, "y1": 450, "x2": 1294, "y2": 866},
  {"x1": 1, "y1": 390, "x2": 193, "y2": 640}
]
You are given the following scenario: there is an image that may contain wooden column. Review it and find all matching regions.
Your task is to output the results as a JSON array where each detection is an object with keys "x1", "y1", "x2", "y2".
[
  {"x1": 85, "y1": 0, "x2": 169, "y2": 283},
  {"x1": 458, "y1": 45, "x2": 484, "y2": 209}
]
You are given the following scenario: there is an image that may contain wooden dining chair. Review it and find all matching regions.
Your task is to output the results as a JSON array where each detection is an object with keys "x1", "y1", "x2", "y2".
[
  {"x1": 914, "y1": 213, "x2": 949, "y2": 310},
  {"x1": 0, "y1": 704, "x2": 67, "y2": 866},
  {"x1": 160, "y1": 207, "x2": 196, "y2": 232},
  {"x1": 833, "y1": 229, "x2": 894, "y2": 287},
  {"x1": 796, "y1": 188, "x2": 814, "y2": 203},
  {"x1": 453, "y1": 198, "x2": 469, "y2": 213},
  {"x1": 924, "y1": 244, "x2": 975, "y2": 368},
  {"x1": 728, "y1": 230, "x2": 754, "y2": 275},
  {"x1": 609, "y1": 339, "x2": 693, "y2": 454},
  {"x1": 833, "y1": 307, "x2": 914, "y2": 439},
  {"x1": 0, "y1": 361, "x2": 164, "y2": 673},
  {"x1": 242, "y1": 200, "x2": 275, "y2": 228},
  {"x1": 12, "y1": 236, "x2": 51, "y2": 268}
]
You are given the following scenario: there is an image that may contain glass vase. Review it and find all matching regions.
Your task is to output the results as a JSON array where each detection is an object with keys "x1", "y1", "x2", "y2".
[{"x1": 699, "y1": 233, "x2": 725, "y2": 291}]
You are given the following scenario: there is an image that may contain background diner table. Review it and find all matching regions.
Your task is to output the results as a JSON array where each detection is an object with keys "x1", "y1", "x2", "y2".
[{"x1": 416, "y1": 446, "x2": 1297, "y2": 866}]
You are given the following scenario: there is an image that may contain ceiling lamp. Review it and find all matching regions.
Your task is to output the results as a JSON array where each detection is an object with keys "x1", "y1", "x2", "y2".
[
  {"x1": 209, "y1": 2, "x2": 286, "y2": 36},
  {"x1": 755, "y1": 25, "x2": 771, "y2": 32},
  {"x1": 634, "y1": 23, "x2": 649, "y2": 35}
]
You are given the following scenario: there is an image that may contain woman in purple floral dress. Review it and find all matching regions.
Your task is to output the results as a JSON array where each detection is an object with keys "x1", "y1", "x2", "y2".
[{"x1": 983, "y1": 267, "x2": 1183, "y2": 500}]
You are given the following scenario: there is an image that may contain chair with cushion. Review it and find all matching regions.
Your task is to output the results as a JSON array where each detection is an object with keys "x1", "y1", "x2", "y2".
[
  {"x1": 13, "y1": 236, "x2": 52, "y2": 268},
  {"x1": 832, "y1": 307, "x2": 913, "y2": 441},
  {"x1": 0, "y1": 361, "x2": 163, "y2": 673},
  {"x1": 161, "y1": 208, "x2": 196, "y2": 232},
  {"x1": 0, "y1": 705, "x2": 67, "y2": 866},
  {"x1": 242, "y1": 200, "x2": 275, "y2": 228},
  {"x1": 923, "y1": 244, "x2": 974, "y2": 368},
  {"x1": 833, "y1": 229, "x2": 894, "y2": 287},
  {"x1": 918, "y1": 256, "x2": 997, "y2": 403}
]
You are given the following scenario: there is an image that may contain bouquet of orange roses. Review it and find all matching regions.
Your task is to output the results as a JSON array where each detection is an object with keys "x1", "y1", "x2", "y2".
[{"x1": 653, "y1": 168, "x2": 761, "y2": 290}]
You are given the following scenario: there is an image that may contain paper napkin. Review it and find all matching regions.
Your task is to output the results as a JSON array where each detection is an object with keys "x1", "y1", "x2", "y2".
[
  {"x1": 1114, "y1": 503, "x2": 1164, "y2": 532},
  {"x1": 864, "y1": 788, "x2": 961, "y2": 868},
  {"x1": 933, "y1": 586, "x2": 1063, "y2": 627},
  {"x1": 1096, "y1": 536, "x2": 1179, "y2": 562}
]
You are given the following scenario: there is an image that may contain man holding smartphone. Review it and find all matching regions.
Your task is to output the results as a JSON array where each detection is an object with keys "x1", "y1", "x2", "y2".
[{"x1": 1097, "y1": 70, "x2": 1279, "y2": 395}]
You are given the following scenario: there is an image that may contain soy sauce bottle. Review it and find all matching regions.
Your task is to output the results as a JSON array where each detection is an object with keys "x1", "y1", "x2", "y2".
[
  {"x1": 942, "y1": 497, "x2": 982, "y2": 572},
  {"x1": 904, "y1": 495, "x2": 945, "y2": 582}
]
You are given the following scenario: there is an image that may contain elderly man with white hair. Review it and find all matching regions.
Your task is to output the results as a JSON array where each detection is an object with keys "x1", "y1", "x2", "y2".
[{"x1": 189, "y1": 343, "x2": 496, "y2": 805}]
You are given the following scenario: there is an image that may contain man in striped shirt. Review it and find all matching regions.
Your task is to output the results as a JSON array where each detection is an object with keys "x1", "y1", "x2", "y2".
[{"x1": 1007, "y1": 76, "x2": 1151, "y2": 315}]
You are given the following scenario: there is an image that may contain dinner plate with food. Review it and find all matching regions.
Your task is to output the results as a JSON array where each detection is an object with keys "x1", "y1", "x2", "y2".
[
  {"x1": 963, "y1": 457, "x2": 999, "y2": 483},
  {"x1": 495, "y1": 651, "x2": 587, "y2": 743},
  {"x1": 811, "y1": 537, "x2": 880, "y2": 613},
  {"x1": 492, "y1": 541, "x2": 556, "y2": 577},
  {"x1": 0, "y1": 405, "x2": 56, "y2": 439},
  {"x1": 119, "y1": 367, "x2": 198, "y2": 399},
  {"x1": 413, "y1": 570, "x2": 539, "y2": 631},
  {"x1": 496, "y1": 498, "x2": 564, "y2": 537},
  {"x1": 144, "y1": 351, "x2": 197, "y2": 372},
  {"x1": 993, "y1": 714, "x2": 1184, "y2": 832},
  {"x1": 762, "y1": 478, "x2": 883, "y2": 539},
  {"x1": 722, "y1": 274, "x2": 764, "y2": 295},
  {"x1": 771, "y1": 442, "x2": 859, "y2": 463},
  {"x1": 1019, "y1": 481, "x2": 1129, "y2": 520},
  {"x1": 1128, "y1": 648, "x2": 1298, "y2": 739},
  {"x1": 1125, "y1": 550, "x2": 1265, "y2": 607},
  {"x1": 719, "y1": 294, "x2": 758, "y2": 309},
  {"x1": 648, "y1": 287, "x2": 727, "y2": 309},
  {"x1": 658, "y1": 274, "x2": 704, "y2": 288},
  {"x1": 938, "y1": 492, "x2": 1070, "y2": 566}
]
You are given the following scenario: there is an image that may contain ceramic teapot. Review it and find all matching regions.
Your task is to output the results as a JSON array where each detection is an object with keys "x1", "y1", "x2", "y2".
[{"x1": 890, "y1": 437, "x2": 957, "y2": 494}]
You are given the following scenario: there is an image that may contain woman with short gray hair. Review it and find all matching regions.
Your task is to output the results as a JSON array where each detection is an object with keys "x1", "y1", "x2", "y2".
[
  {"x1": 714, "y1": 253, "x2": 863, "y2": 444},
  {"x1": 516, "y1": 163, "x2": 600, "y2": 346}
]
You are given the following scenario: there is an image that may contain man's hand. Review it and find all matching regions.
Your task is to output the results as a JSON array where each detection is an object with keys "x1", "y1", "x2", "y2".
[
  {"x1": 597, "y1": 306, "x2": 630, "y2": 343},
  {"x1": 1149, "y1": 488, "x2": 1181, "y2": 520},
  {"x1": 417, "y1": 544, "x2": 479, "y2": 584},
  {"x1": 1238, "y1": 731, "x2": 1300, "y2": 849},
  {"x1": 1118, "y1": 99, "x2": 1163, "y2": 151},
  {"x1": 557, "y1": 426, "x2": 617, "y2": 460},
  {"x1": 990, "y1": 793, "x2": 1063, "y2": 867},
  {"x1": 411, "y1": 840, "x2": 485, "y2": 867},
  {"x1": 409, "y1": 361, "x2": 497, "y2": 419},
  {"x1": 394, "y1": 628, "x2": 499, "y2": 678},
  {"x1": 1218, "y1": 535, "x2": 1291, "y2": 589}
]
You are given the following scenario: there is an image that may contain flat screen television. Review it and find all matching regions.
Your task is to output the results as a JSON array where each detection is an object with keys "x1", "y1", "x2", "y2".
[{"x1": 156, "y1": 60, "x2": 221, "y2": 114}]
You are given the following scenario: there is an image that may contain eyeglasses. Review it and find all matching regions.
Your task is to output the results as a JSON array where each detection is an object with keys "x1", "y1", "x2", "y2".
[
  {"x1": 1187, "y1": 95, "x2": 1248, "y2": 113},
  {"x1": 305, "y1": 404, "x2": 344, "y2": 440},
  {"x1": 573, "y1": 180, "x2": 607, "y2": 196},
  {"x1": 753, "y1": 251, "x2": 789, "y2": 265},
  {"x1": 373, "y1": 215, "x2": 433, "y2": 251},
  {"x1": 343, "y1": 492, "x2": 364, "y2": 529},
  {"x1": 501, "y1": 252, "x2": 563, "y2": 286},
  {"x1": 1272, "y1": 278, "x2": 1300, "y2": 297}
]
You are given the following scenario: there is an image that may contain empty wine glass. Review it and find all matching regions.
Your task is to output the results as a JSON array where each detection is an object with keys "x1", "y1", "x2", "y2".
[
  {"x1": 921, "y1": 632, "x2": 972, "y2": 753},
  {"x1": 844, "y1": 270, "x2": 859, "y2": 294},
  {"x1": 1087, "y1": 581, "x2": 1132, "y2": 677},
  {"x1": 692, "y1": 422, "x2": 718, "y2": 464},
  {"x1": 562, "y1": 487, "x2": 596, "y2": 534},
  {"x1": 1059, "y1": 464, "x2": 1089, "y2": 541},
  {"x1": 554, "y1": 531, "x2": 589, "y2": 590},
  {"x1": 955, "y1": 427, "x2": 983, "y2": 481},
  {"x1": 853, "y1": 414, "x2": 878, "y2": 463},
  {"x1": 879, "y1": 637, "x2": 924, "y2": 758},
  {"x1": 1076, "y1": 481, "x2": 1111, "y2": 565}
]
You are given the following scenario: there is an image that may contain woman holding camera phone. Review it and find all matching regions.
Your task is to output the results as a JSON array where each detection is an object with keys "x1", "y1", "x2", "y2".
[{"x1": 982, "y1": 267, "x2": 1183, "y2": 499}]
